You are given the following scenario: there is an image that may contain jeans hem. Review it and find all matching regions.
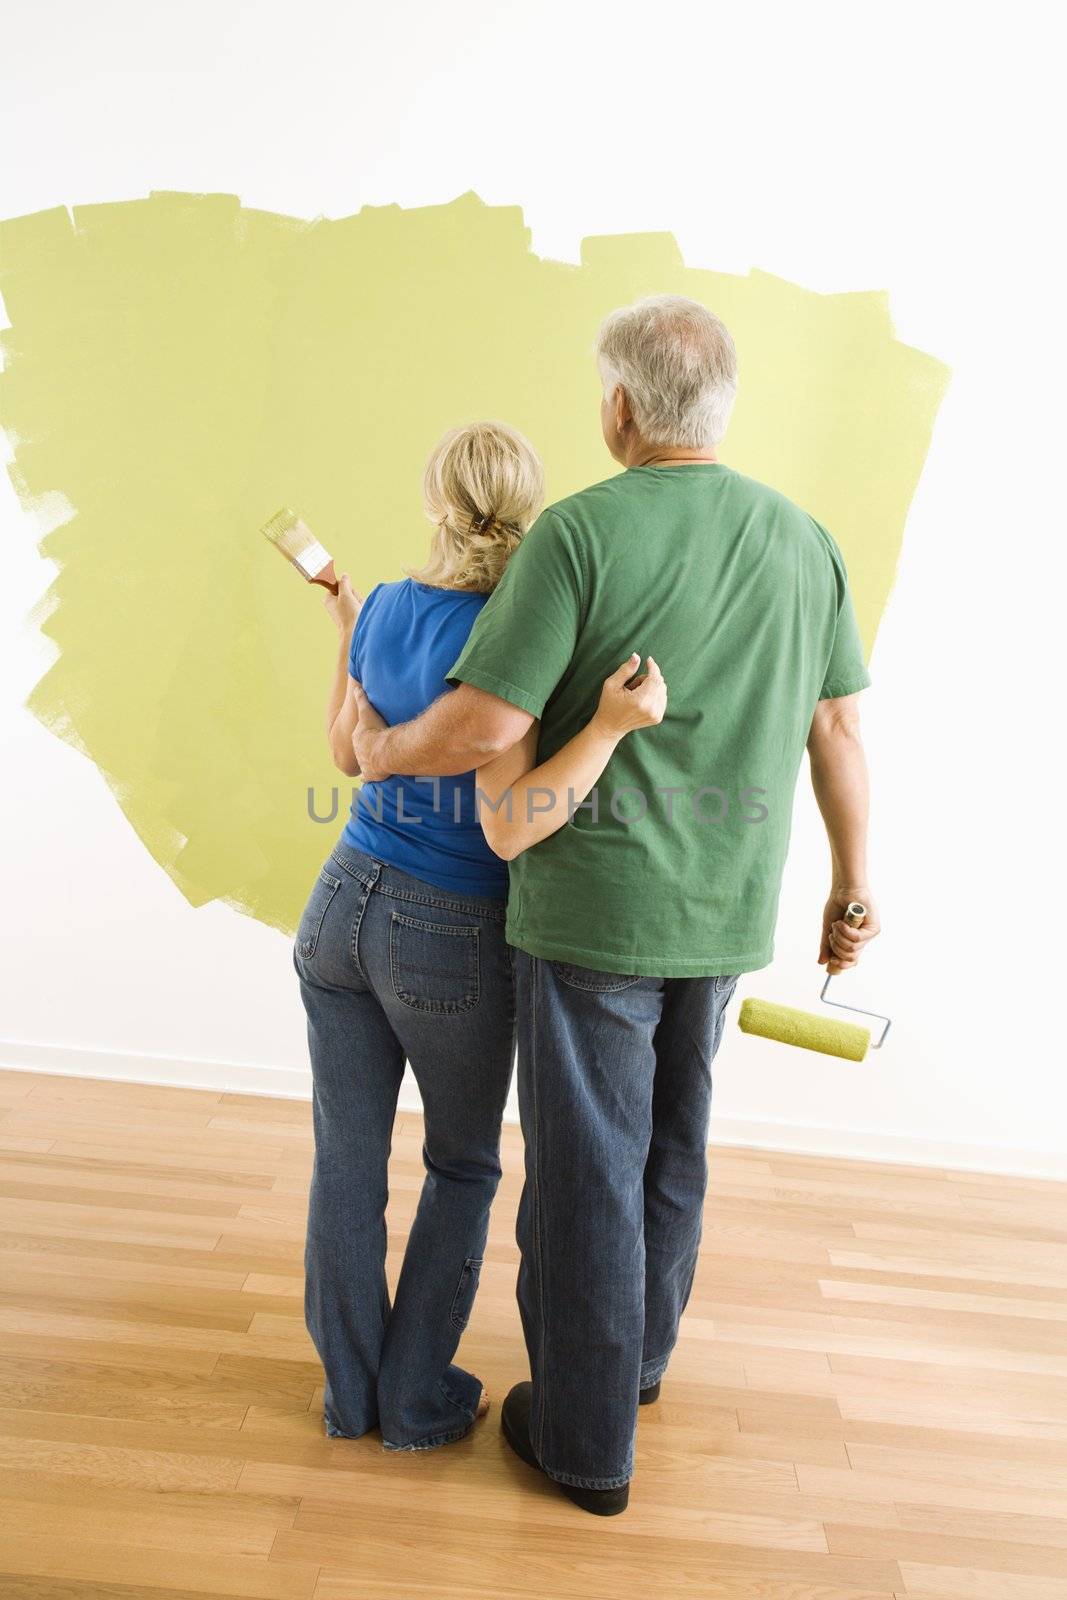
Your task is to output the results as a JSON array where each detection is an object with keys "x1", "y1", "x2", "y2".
[
  {"x1": 378, "y1": 1375, "x2": 480, "y2": 1451},
  {"x1": 380, "y1": 1418, "x2": 475, "y2": 1452},
  {"x1": 640, "y1": 1357, "x2": 669, "y2": 1387},
  {"x1": 542, "y1": 1462, "x2": 633, "y2": 1491},
  {"x1": 324, "y1": 1414, "x2": 376, "y2": 1439}
]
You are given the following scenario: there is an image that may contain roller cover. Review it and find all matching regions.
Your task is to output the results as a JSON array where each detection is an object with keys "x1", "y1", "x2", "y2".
[{"x1": 738, "y1": 997, "x2": 870, "y2": 1062}]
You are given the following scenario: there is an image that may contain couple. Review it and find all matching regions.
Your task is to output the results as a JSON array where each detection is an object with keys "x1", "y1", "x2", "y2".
[{"x1": 293, "y1": 293, "x2": 878, "y2": 1516}]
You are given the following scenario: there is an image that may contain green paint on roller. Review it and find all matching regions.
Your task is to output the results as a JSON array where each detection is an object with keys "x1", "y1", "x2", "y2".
[
  {"x1": 738, "y1": 997, "x2": 870, "y2": 1062},
  {"x1": 0, "y1": 190, "x2": 950, "y2": 933}
]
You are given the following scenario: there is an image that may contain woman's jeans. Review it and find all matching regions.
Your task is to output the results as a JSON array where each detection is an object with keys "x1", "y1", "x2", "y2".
[{"x1": 293, "y1": 841, "x2": 515, "y2": 1450}]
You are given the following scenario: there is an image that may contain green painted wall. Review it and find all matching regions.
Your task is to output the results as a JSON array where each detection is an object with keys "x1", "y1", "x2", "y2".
[{"x1": 0, "y1": 191, "x2": 948, "y2": 931}]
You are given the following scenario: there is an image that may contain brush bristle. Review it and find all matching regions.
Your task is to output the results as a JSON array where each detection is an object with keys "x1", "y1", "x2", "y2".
[
  {"x1": 261, "y1": 507, "x2": 309, "y2": 559},
  {"x1": 260, "y1": 506, "x2": 333, "y2": 582}
]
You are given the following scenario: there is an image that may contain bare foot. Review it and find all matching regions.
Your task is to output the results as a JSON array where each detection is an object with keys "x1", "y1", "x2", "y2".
[{"x1": 476, "y1": 1385, "x2": 490, "y2": 1420}]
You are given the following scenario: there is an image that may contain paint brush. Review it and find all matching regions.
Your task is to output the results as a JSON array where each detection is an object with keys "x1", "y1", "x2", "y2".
[{"x1": 260, "y1": 507, "x2": 339, "y2": 594}]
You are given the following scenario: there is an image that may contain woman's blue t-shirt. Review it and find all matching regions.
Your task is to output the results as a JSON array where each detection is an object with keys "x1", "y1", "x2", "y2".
[{"x1": 342, "y1": 578, "x2": 507, "y2": 898}]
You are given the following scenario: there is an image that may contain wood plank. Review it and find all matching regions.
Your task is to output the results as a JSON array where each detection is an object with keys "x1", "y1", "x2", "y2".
[
  {"x1": 825, "y1": 1521, "x2": 1067, "y2": 1577},
  {"x1": 900, "y1": 1565, "x2": 1067, "y2": 1598},
  {"x1": 0, "y1": 1065, "x2": 1064, "y2": 1600}
]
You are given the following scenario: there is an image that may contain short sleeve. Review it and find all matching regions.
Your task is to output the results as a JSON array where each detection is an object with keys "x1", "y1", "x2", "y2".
[
  {"x1": 446, "y1": 509, "x2": 584, "y2": 717},
  {"x1": 816, "y1": 528, "x2": 872, "y2": 701},
  {"x1": 349, "y1": 583, "x2": 383, "y2": 681}
]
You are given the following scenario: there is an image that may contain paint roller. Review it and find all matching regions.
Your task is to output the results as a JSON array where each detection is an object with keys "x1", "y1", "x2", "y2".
[{"x1": 738, "y1": 902, "x2": 890, "y2": 1062}]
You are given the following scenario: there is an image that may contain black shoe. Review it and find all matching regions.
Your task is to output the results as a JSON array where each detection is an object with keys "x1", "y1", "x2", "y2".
[
  {"x1": 500, "y1": 1382, "x2": 630, "y2": 1517},
  {"x1": 638, "y1": 1380, "x2": 661, "y2": 1406}
]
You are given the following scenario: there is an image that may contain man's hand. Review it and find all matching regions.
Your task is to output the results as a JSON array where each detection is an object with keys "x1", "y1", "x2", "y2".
[
  {"x1": 352, "y1": 685, "x2": 393, "y2": 782},
  {"x1": 819, "y1": 892, "x2": 880, "y2": 975}
]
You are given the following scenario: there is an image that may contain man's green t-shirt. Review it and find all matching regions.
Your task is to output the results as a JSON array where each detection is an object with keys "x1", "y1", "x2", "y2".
[{"x1": 447, "y1": 463, "x2": 871, "y2": 977}]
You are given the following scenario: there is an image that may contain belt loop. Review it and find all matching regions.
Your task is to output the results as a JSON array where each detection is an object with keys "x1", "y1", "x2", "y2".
[{"x1": 330, "y1": 841, "x2": 383, "y2": 889}]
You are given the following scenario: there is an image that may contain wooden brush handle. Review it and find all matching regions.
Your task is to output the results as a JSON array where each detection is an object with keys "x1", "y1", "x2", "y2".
[{"x1": 309, "y1": 559, "x2": 339, "y2": 596}]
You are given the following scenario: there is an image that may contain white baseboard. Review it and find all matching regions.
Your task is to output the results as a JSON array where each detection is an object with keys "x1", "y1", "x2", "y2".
[
  {"x1": 704, "y1": 1118, "x2": 1067, "y2": 1180},
  {"x1": 2, "y1": 1038, "x2": 1064, "y2": 1181},
  {"x1": 0, "y1": 1039, "x2": 314, "y2": 1103}
]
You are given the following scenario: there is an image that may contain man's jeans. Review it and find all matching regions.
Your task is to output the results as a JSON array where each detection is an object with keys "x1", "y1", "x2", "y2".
[
  {"x1": 513, "y1": 951, "x2": 738, "y2": 1490},
  {"x1": 294, "y1": 842, "x2": 515, "y2": 1449}
]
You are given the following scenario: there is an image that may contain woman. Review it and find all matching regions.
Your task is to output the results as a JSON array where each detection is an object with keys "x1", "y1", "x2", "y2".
[{"x1": 296, "y1": 420, "x2": 666, "y2": 1452}]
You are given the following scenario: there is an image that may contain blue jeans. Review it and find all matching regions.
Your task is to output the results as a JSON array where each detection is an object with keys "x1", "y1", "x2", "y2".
[
  {"x1": 513, "y1": 952, "x2": 738, "y2": 1490},
  {"x1": 294, "y1": 842, "x2": 515, "y2": 1450}
]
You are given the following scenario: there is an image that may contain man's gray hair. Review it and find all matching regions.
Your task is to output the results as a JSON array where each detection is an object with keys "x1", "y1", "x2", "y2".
[{"x1": 596, "y1": 294, "x2": 738, "y2": 450}]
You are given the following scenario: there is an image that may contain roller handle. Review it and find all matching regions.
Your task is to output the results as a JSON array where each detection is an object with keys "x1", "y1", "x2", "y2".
[
  {"x1": 825, "y1": 901, "x2": 868, "y2": 978},
  {"x1": 822, "y1": 904, "x2": 866, "y2": 988},
  {"x1": 822, "y1": 900, "x2": 891, "y2": 1048}
]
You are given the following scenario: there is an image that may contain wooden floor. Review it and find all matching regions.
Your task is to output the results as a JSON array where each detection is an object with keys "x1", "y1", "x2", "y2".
[{"x1": 0, "y1": 1070, "x2": 1066, "y2": 1600}]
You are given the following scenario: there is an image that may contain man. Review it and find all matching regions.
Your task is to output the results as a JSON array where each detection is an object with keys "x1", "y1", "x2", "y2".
[{"x1": 354, "y1": 294, "x2": 879, "y2": 1515}]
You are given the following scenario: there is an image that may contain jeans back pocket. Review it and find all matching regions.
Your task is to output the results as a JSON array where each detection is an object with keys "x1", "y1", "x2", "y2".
[
  {"x1": 549, "y1": 959, "x2": 641, "y2": 993},
  {"x1": 389, "y1": 912, "x2": 480, "y2": 1013},
  {"x1": 295, "y1": 867, "x2": 343, "y2": 962}
]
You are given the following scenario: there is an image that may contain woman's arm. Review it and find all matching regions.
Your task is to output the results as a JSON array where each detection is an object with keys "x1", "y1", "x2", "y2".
[
  {"x1": 474, "y1": 653, "x2": 667, "y2": 860},
  {"x1": 323, "y1": 575, "x2": 364, "y2": 776}
]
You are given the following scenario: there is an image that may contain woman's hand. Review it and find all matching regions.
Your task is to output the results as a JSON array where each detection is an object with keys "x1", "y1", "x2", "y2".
[
  {"x1": 323, "y1": 573, "x2": 363, "y2": 636},
  {"x1": 591, "y1": 654, "x2": 668, "y2": 741}
]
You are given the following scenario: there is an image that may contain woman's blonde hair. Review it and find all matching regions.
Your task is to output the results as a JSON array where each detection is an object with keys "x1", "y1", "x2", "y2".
[{"x1": 411, "y1": 420, "x2": 544, "y2": 593}]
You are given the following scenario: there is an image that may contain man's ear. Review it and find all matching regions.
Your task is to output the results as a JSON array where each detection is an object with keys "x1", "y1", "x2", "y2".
[{"x1": 614, "y1": 384, "x2": 633, "y2": 436}]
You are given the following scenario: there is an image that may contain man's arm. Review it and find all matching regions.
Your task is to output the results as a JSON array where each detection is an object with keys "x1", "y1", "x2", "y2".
[
  {"x1": 353, "y1": 681, "x2": 534, "y2": 780},
  {"x1": 354, "y1": 509, "x2": 582, "y2": 780},
  {"x1": 806, "y1": 692, "x2": 880, "y2": 974}
]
